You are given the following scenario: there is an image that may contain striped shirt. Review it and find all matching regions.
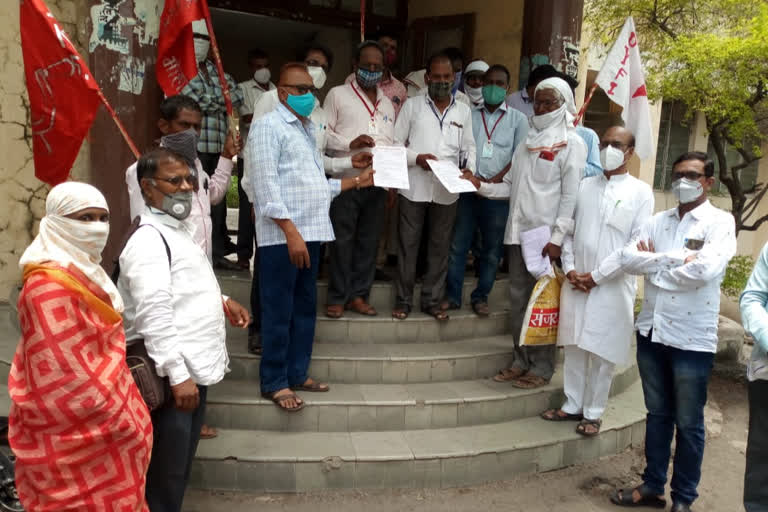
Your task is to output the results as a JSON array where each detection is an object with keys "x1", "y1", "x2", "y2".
[
  {"x1": 182, "y1": 60, "x2": 244, "y2": 154},
  {"x1": 247, "y1": 103, "x2": 342, "y2": 247}
]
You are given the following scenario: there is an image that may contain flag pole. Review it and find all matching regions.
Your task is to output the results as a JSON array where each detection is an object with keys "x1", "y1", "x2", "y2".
[
  {"x1": 96, "y1": 90, "x2": 140, "y2": 159},
  {"x1": 574, "y1": 82, "x2": 598, "y2": 126},
  {"x1": 360, "y1": 0, "x2": 366, "y2": 42},
  {"x1": 199, "y1": 0, "x2": 237, "y2": 135}
]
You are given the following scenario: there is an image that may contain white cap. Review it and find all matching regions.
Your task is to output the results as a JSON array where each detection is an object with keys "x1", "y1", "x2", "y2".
[
  {"x1": 465, "y1": 60, "x2": 489, "y2": 75},
  {"x1": 192, "y1": 19, "x2": 208, "y2": 36}
]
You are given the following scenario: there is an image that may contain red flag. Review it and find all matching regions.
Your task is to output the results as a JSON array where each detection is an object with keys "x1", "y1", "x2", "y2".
[
  {"x1": 21, "y1": 0, "x2": 101, "y2": 186},
  {"x1": 157, "y1": 0, "x2": 204, "y2": 96}
]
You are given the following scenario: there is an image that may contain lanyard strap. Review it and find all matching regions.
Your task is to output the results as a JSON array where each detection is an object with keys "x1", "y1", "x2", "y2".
[
  {"x1": 428, "y1": 98, "x2": 454, "y2": 130},
  {"x1": 481, "y1": 110, "x2": 505, "y2": 141},
  {"x1": 351, "y1": 82, "x2": 380, "y2": 120}
]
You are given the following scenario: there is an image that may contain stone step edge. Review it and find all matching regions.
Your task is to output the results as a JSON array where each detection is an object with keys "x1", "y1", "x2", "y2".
[
  {"x1": 190, "y1": 383, "x2": 646, "y2": 491},
  {"x1": 226, "y1": 338, "x2": 515, "y2": 362},
  {"x1": 207, "y1": 363, "x2": 638, "y2": 407}
]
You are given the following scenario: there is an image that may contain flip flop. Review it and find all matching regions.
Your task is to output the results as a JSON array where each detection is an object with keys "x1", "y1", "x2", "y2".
[
  {"x1": 262, "y1": 390, "x2": 305, "y2": 412},
  {"x1": 325, "y1": 304, "x2": 344, "y2": 319},
  {"x1": 492, "y1": 368, "x2": 526, "y2": 382},
  {"x1": 540, "y1": 409, "x2": 583, "y2": 422},
  {"x1": 610, "y1": 485, "x2": 666, "y2": 508},
  {"x1": 291, "y1": 379, "x2": 330, "y2": 392},
  {"x1": 346, "y1": 298, "x2": 377, "y2": 316},
  {"x1": 509, "y1": 374, "x2": 549, "y2": 389}
]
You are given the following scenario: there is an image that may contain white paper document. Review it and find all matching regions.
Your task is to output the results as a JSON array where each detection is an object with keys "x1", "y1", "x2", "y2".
[
  {"x1": 427, "y1": 159, "x2": 477, "y2": 194},
  {"x1": 372, "y1": 146, "x2": 410, "y2": 190},
  {"x1": 520, "y1": 226, "x2": 555, "y2": 279}
]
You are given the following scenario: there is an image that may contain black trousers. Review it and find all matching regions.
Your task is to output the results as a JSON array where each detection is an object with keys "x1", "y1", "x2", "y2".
[
  {"x1": 327, "y1": 187, "x2": 386, "y2": 305},
  {"x1": 198, "y1": 152, "x2": 231, "y2": 259},
  {"x1": 745, "y1": 379, "x2": 768, "y2": 511},
  {"x1": 145, "y1": 386, "x2": 207, "y2": 512},
  {"x1": 236, "y1": 157, "x2": 256, "y2": 261}
]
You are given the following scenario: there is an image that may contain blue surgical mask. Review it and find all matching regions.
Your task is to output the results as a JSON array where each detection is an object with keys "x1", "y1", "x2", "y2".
[
  {"x1": 356, "y1": 68, "x2": 383, "y2": 89},
  {"x1": 286, "y1": 92, "x2": 316, "y2": 118}
]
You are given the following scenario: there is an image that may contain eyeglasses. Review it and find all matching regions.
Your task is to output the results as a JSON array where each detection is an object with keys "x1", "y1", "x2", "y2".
[
  {"x1": 152, "y1": 175, "x2": 197, "y2": 188},
  {"x1": 533, "y1": 99, "x2": 560, "y2": 109},
  {"x1": 281, "y1": 84, "x2": 316, "y2": 95},
  {"x1": 672, "y1": 170, "x2": 707, "y2": 181},
  {"x1": 599, "y1": 141, "x2": 629, "y2": 150}
]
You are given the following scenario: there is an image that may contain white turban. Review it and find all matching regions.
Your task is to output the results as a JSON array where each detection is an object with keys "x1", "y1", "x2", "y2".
[
  {"x1": 19, "y1": 182, "x2": 124, "y2": 312},
  {"x1": 464, "y1": 60, "x2": 489, "y2": 75},
  {"x1": 525, "y1": 77, "x2": 576, "y2": 152}
]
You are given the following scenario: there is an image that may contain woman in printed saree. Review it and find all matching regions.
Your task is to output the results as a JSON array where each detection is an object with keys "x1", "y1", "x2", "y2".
[{"x1": 9, "y1": 182, "x2": 152, "y2": 511}]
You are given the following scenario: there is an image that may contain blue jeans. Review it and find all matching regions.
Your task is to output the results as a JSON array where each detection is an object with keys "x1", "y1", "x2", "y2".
[
  {"x1": 146, "y1": 386, "x2": 207, "y2": 512},
  {"x1": 637, "y1": 330, "x2": 714, "y2": 506},
  {"x1": 445, "y1": 193, "x2": 509, "y2": 306},
  {"x1": 259, "y1": 242, "x2": 320, "y2": 394}
]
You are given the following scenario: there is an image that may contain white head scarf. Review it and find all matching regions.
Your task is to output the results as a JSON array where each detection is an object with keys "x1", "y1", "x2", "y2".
[
  {"x1": 19, "y1": 182, "x2": 124, "y2": 312},
  {"x1": 525, "y1": 77, "x2": 577, "y2": 153}
]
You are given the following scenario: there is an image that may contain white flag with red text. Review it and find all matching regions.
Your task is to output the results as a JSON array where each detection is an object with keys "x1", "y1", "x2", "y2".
[{"x1": 595, "y1": 17, "x2": 654, "y2": 159}]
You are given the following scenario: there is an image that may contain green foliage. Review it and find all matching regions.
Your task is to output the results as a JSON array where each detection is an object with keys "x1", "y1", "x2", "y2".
[
  {"x1": 226, "y1": 176, "x2": 239, "y2": 208},
  {"x1": 722, "y1": 254, "x2": 755, "y2": 299},
  {"x1": 585, "y1": 1, "x2": 768, "y2": 232}
]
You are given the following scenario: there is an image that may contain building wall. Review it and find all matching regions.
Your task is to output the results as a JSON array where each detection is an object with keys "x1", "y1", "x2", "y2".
[
  {"x1": 407, "y1": 0, "x2": 525, "y2": 88},
  {"x1": 0, "y1": 0, "x2": 92, "y2": 303}
]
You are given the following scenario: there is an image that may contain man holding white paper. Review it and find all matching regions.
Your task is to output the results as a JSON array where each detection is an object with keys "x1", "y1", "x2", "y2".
[
  {"x1": 464, "y1": 77, "x2": 586, "y2": 389},
  {"x1": 323, "y1": 40, "x2": 396, "y2": 318},
  {"x1": 392, "y1": 52, "x2": 476, "y2": 321}
]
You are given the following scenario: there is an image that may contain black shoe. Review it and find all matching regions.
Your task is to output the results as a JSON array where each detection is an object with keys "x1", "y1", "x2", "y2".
[
  {"x1": 671, "y1": 503, "x2": 692, "y2": 512},
  {"x1": 214, "y1": 257, "x2": 241, "y2": 271},
  {"x1": 374, "y1": 268, "x2": 392, "y2": 282},
  {"x1": 248, "y1": 332, "x2": 261, "y2": 355}
]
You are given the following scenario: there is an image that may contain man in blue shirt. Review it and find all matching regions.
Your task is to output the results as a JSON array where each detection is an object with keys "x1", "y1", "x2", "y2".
[
  {"x1": 740, "y1": 243, "x2": 768, "y2": 511},
  {"x1": 248, "y1": 63, "x2": 374, "y2": 411},
  {"x1": 442, "y1": 65, "x2": 527, "y2": 316}
]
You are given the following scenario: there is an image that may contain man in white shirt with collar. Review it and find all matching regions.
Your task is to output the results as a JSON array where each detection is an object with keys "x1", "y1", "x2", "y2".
[
  {"x1": 392, "y1": 52, "x2": 476, "y2": 321},
  {"x1": 235, "y1": 48, "x2": 275, "y2": 269},
  {"x1": 118, "y1": 148, "x2": 250, "y2": 512},
  {"x1": 540, "y1": 126, "x2": 654, "y2": 437},
  {"x1": 466, "y1": 77, "x2": 586, "y2": 389},
  {"x1": 610, "y1": 151, "x2": 736, "y2": 512},
  {"x1": 323, "y1": 40, "x2": 396, "y2": 318}
]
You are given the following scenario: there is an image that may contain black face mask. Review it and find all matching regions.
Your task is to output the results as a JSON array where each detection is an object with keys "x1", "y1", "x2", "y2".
[
  {"x1": 428, "y1": 81, "x2": 453, "y2": 100},
  {"x1": 160, "y1": 128, "x2": 199, "y2": 169}
]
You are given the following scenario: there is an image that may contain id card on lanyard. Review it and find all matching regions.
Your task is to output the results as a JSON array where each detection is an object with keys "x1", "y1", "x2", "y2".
[
  {"x1": 481, "y1": 109, "x2": 505, "y2": 159},
  {"x1": 352, "y1": 82, "x2": 380, "y2": 135}
]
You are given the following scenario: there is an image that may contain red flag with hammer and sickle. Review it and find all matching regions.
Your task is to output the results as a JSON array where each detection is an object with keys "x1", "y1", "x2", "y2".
[
  {"x1": 20, "y1": 0, "x2": 101, "y2": 185},
  {"x1": 157, "y1": 0, "x2": 205, "y2": 96}
]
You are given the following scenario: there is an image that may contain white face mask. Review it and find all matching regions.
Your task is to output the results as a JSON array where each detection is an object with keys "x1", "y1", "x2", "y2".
[
  {"x1": 600, "y1": 145, "x2": 627, "y2": 172},
  {"x1": 253, "y1": 68, "x2": 271, "y2": 84},
  {"x1": 531, "y1": 104, "x2": 566, "y2": 131},
  {"x1": 307, "y1": 66, "x2": 327, "y2": 90},
  {"x1": 194, "y1": 38, "x2": 210, "y2": 63},
  {"x1": 672, "y1": 178, "x2": 704, "y2": 204},
  {"x1": 49, "y1": 216, "x2": 110, "y2": 261},
  {"x1": 466, "y1": 85, "x2": 483, "y2": 105}
]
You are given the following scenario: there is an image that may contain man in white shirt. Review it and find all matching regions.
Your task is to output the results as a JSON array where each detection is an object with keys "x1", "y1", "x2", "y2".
[
  {"x1": 539, "y1": 126, "x2": 654, "y2": 436},
  {"x1": 740, "y1": 242, "x2": 768, "y2": 512},
  {"x1": 323, "y1": 41, "x2": 396, "y2": 318},
  {"x1": 125, "y1": 95, "x2": 237, "y2": 262},
  {"x1": 392, "y1": 52, "x2": 476, "y2": 321},
  {"x1": 466, "y1": 77, "x2": 586, "y2": 389},
  {"x1": 403, "y1": 47, "x2": 470, "y2": 106},
  {"x1": 610, "y1": 151, "x2": 736, "y2": 512},
  {"x1": 235, "y1": 48, "x2": 275, "y2": 269},
  {"x1": 118, "y1": 148, "x2": 250, "y2": 512},
  {"x1": 506, "y1": 64, "x2": 557, "y2": 118}
]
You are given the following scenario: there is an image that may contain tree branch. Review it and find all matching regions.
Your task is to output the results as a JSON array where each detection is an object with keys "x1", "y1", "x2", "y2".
[{"x1": 739, "y1": 213, "x2": 768, "y2": 232}]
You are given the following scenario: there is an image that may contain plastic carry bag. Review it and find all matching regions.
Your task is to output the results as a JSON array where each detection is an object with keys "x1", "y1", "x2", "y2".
[{"x1": 519, "y1": 266, "x2": 566, "y2": 346}]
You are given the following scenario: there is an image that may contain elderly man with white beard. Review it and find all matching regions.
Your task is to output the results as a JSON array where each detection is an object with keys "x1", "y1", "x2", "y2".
[
  {"x1": 463, "y1": 76, "x2": 587, "y2": 390},
  {"x1": 539, "y1": 126, "x2": 654, "y2": 436}
]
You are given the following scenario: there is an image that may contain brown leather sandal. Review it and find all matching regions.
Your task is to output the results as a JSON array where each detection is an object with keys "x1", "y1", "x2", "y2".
[
  {"x1": 509, "y1": 374, "x2": 549, "y2": 389},
  {"x1": 325, "y1": 304, "x2": 344, "y2": 318},
  {"x1": 346, "y1": 297, "x2": 377, "y2": 316},
  {"x1": 492, "y1": 367, "x2": 526, "y2": 382},
  {"x1": 291, "y1": 378, "x2": 330, "y2": 392},
  {"x1": 262, "y1": 390, "x2": 305, "y2": 411}
]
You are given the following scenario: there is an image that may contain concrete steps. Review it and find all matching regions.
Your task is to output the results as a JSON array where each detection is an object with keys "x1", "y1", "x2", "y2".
[
  {"x1": 205, "y1": 364, "x2": 638, "y2": 432},
  {"x1": 217, "y1": 274, "x2": 511, "y2": 314},
  {"x1": 190, "y1": 381, "x2": 646, "y2": 492}
]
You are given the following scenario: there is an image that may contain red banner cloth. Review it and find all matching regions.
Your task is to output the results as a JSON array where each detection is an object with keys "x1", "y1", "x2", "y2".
[
  {"x1": 20, "y1": 0, "x2": 101, "y2": 186},
  {"x1": 157, "y1": 0, "x2": 204, "y2": 96}
]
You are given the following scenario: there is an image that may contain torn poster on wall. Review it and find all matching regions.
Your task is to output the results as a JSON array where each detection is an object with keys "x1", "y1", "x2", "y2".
[
  {"x1": 89, "y1": 0, "x2": 132, "y2": 54},
  {"x1": 117, "y1": 55, "x2": 146, "y2": 94}
]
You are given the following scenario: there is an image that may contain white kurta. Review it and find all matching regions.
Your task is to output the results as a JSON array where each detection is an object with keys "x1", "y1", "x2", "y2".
[{"x1": 558, "y1": 172, "x2": 654, "y2": 365}]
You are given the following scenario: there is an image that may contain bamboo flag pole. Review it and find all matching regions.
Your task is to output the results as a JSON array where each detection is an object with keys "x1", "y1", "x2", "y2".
[
  {"x1": 96, "y1": 90, "x2": 140, "y2": 159},
  {"x1": 199, "y1": 0, "x2": 238, "y2": 136},
  {"x1": 360, "y1": 0, "x2": 366, "y2": 42}
]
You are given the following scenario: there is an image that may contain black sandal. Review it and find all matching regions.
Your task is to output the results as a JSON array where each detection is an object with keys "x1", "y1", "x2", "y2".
[
  {"x1": 540, "y1": 409, "x2": 583, "y2": 422},
  {"x1": 423, "y1": 306, "x2": 449, "y2": 321},
  {"x1": 392, "y1": 303, "x2": 411, "y2": 320},
  {"x1": 610, "y1": 484, "x2": 666, "y2": 508},
  {"x1": 575, "y1": 418, "x2": 602, "y2": 436}
]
